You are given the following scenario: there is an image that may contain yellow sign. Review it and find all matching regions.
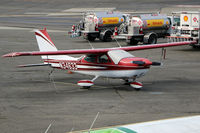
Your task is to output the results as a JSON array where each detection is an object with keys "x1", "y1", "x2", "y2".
[
  {"x1": 102, "y1": 17, "x2": 119, "y2": 25},
  {"x1": 146, "y1": 19, "x2": 164, "y2": 27},
  {"x1": 184, "y1": 16, "x2": 188, "y2": 22}
]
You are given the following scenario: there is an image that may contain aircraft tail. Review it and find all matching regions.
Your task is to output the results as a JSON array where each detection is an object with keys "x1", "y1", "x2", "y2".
[
  {"x1": 35, "y1": 28, "x2": 57, "y2": 52},
  {"x1": 34, "y1": 28, "x2": 75, "y2": 60}
]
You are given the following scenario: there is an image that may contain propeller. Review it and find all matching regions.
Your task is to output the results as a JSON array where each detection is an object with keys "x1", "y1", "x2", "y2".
[{"x1": 152, "y1": 62, "x2": 161, "y2": 66}]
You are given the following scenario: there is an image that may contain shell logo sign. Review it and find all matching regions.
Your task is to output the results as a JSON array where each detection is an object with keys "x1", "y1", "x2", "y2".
[
  {"x1": 184, "y1": 15, "x2": 188, "y2": 22},
  {"x1": 193, "y1": 17, "x2": 198, "y2": 22},
  {"x1": 102, "y1": 17, "x2": 119, "y2": 24},
  {"x1": 146, "y1": 19, "x2": 164, "y2": 27}
]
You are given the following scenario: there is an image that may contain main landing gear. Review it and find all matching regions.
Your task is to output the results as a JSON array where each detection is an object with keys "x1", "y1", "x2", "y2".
[
  {"x1": 77, "y1": 76, "x2": 143, "y2": 91},
  {"x1": 124, "y1": 79, "x2": 143, "y2": 91},
  {"x1": 77, "y1": 76, "x2": 99, "y2": 89}
]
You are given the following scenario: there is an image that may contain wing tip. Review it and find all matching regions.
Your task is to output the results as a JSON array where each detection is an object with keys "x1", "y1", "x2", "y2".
[{"x1": 2, "y1": 52, "x2": 19, "y2": 58}]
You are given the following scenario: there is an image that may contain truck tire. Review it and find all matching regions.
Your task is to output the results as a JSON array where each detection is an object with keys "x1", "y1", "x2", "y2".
[
  {"x1": 143, "y1": 33, "x2": 157, "y2": 44},
  {"x1": 148, "y1": 34, "x2": 157, "y2": 44},
  {"x1": 100, "y1": 30, "x2": 112, "y2": 42},
  {"x1": 87, "y1": 34, "x2": 96, "y2": 41},
  {"x1": 129, "y1": 38, "x2": 138, "y2": 45}
]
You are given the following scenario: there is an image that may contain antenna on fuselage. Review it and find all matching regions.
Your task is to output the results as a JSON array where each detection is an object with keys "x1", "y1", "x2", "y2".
[
  {"x1": 88, "y1": 112, "x2": 100, "y2": 133},
  {"x1": 88, "y1": 40, "x2": 94, "y2": 49}
]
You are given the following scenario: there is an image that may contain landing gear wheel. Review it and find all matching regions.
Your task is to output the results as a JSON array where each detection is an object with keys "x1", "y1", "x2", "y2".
[
  {"x1": 81, "y1": 86, "x2": 91, "y2": 89},
  {"x1": 134, "y1": 87, "x2": 141, "y2": 91}
]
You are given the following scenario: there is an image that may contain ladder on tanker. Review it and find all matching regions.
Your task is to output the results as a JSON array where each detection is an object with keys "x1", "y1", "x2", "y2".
[{"x1": 166, "y1": 36, "x2": 194, "y2": 43}]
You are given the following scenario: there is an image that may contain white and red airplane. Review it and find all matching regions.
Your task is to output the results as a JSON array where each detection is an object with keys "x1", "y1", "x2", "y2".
[{"x1": 2, "y1": 28, "x2": 197, "y2": 90}]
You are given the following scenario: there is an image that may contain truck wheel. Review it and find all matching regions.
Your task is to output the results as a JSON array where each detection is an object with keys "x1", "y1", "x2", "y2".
[
  {"x1": 100, "y1": 31, "x2": 112, "y2": 42},
  {"x1": 192, "y1": 45, "x2": 200, "y2": 49},
  {"x1": 87, "y1": 34, "x2": 96, "y2": 41},
  {"x1": 129, "y1": 38, "x2": 138, "y2": 45},
  {"x1": 148, "y1": 34, "x2": 157, "y2": 44}
]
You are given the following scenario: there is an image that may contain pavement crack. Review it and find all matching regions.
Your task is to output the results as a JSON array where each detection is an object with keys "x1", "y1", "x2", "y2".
[{"x1": 115, "y1": 89, "x2": 124, "y2": 99}]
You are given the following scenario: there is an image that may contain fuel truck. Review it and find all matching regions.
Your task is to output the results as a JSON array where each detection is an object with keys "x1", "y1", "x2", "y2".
[
  {"x1": 167, "y1": 11, "x2": 199, "y2": 48},
  {"x1": 68, "y1": 11, "x2": 126, "y2": 42},
  {"x1": 113, "y1": 14, "x2": 172, "y2": 45}
]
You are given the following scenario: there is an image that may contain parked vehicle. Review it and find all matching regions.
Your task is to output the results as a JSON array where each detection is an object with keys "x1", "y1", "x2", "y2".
[
  {"x1": 113, "y1": 14, "x2": 172, "y2": 45},
  {"x1": 167, "y1": 11, "x2": 200, "y2": 48},
  {"x1": 68, "y1": 11, "x2": 126, "y2": 42}
]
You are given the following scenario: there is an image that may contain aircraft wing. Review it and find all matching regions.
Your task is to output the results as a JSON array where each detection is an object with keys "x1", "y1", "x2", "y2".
[
  {"x1": 71, "y1": 115, "x2": 200, "y2": 133},
  {"x1": 2, "y1": 41, "x2": 196, "y2": 57}
]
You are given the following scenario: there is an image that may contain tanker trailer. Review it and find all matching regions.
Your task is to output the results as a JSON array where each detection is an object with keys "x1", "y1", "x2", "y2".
[
  {"x1": 68, "y1": 11, "x2": 125, "y2": 42},
  {"x1": 113, "y1": 14, "x2": 171, "y2": 45}
]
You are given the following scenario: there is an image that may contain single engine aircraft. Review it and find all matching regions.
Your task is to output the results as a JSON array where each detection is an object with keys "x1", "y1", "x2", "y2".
[{"x1": 2, "y1": 28, "x2": 197, "y2": 90}]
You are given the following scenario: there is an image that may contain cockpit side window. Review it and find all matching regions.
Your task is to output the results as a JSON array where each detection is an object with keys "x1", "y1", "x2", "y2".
[
  {"x1": 84, "y1": 54, "x2": 97, "y2": 63},
  {"x1": 98, "y1": 54, "x2": 111, "y2": 64}
]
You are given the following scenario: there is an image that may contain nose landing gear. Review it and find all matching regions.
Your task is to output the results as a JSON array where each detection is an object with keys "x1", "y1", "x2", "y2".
[{"x1": 124, "y1": 79, "x2": 143, "y2": 91}]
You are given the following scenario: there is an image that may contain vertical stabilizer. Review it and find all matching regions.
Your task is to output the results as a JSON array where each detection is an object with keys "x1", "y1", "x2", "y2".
[{"x1": 34, "y1": 28, "x2": 75, "y2": 60}]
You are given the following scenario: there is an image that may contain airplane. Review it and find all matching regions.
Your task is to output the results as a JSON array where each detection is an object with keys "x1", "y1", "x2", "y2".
[
  {"x1": 2, "y1": 28, "x2": 197, "y2": 90},
  {"x1": 69, "y1": 115, "x2": 200, "y2": 133}
]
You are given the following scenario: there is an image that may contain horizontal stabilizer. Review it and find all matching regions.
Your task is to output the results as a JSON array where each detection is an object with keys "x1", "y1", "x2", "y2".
[{"x1": 18, "y1": 63, "x2": 51, "y2": 67}]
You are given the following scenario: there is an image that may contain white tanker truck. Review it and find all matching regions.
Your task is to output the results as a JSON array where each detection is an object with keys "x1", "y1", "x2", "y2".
[
  {"x1": 113, "y1": 14, "x2": 173, "y2": 45},
  {"x1": 167, "y1": 11, "x2": 200, "y2": 48},
  {"x1": 68, "y1": 11, "x2": 126, "y2": 42},
  {"x1": 69, "y1": 12, "x2": 180, "y2": 45}
]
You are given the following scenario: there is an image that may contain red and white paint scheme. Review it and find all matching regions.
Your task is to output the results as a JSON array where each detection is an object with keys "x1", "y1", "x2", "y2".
[
  {"x1": 130, "y1": 81, "x2": 143, "y2": 90},
  {"x1": 2, "y1": 28, "x2": 197, "y2": 90}
]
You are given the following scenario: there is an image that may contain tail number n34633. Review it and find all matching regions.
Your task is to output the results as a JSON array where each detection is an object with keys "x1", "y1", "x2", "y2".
[{"x1": 60, "y1": 62, "x2": 77, "y2": 70}]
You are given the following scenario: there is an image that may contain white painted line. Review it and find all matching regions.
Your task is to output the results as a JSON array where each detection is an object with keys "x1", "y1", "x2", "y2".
[
  {"x1": 0, "y1": 26, "x2": 66, "y2": 33},
  {"x1": 174, "y1": 5, "x2": 200, "y2": 8},
  {"x1": 24, "y1": 12, "x2": 49, "y2": 15},
  {"x1": 62, "y1": 7, "x2": 116, "y2": 12},
  {"x1": 149, "y1": 92, "x2": 164, "y2": 95},
  {"x1": 30, "y1": 29, "x2": 66, "y2": 33},
  {"x1": 0, "y1": 26, "x2": 32, "y2": 30},
  {"x1": 47, "y1": 12, "x2": 83, "y2": 16}
]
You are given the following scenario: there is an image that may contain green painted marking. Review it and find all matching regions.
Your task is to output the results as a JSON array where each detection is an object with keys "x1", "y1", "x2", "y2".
[
  {"x1": 83, "y1": 128, "x2": 122, "y2": 133},
  {"x1": 116, "y1": 127, "x2": 137, "y2": 133},
  {"x1": 82, "y1": 127, "x2": 137, "y2": 133}
]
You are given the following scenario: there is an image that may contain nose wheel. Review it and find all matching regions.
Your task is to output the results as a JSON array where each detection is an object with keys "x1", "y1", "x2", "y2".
[
  {"x1": 124, "y1": 79, "x2": 143, "y2": 91},
  {"x1": 130, "y1": 81, "x2": 143, "y2": 91}
]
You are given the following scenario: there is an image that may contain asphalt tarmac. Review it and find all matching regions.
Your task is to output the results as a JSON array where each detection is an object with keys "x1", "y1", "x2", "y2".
[{"x1": 0, "y1": 0, "x2": 200, "y2": 133}]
